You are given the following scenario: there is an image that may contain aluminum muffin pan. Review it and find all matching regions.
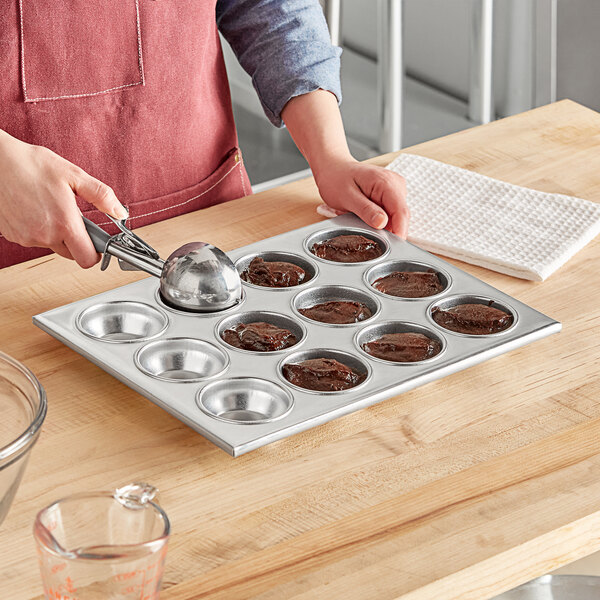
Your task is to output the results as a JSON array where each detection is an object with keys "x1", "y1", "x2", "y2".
[
  {"x1": 34, "y1": 214, "x2": 561, "y2": 456},
  {"x1": 292, "y1": 285, "x2": 381, "y2": 327}
]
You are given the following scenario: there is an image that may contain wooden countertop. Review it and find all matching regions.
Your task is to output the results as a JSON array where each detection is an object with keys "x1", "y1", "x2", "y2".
[{"x1": 2, "y1": 100, "x2": 600, "y2": 600}]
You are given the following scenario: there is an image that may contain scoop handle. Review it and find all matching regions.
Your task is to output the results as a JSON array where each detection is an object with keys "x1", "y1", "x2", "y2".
[
  {"x1": 82, "y1": 216, "x2": 164, "y2": 277},
  {"x1": 83, "y1": 216, "x2": 111, "y2": 253}
]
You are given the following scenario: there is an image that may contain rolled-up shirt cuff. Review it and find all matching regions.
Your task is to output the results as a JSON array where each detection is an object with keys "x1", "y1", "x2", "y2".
[{"x1": 252, "y1": 43, "x2": 342, "y2": 127}]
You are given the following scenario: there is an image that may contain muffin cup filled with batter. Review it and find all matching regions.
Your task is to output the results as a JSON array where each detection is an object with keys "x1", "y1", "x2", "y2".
[
  {"x1": 216, "y1": 311, "x2": 306, "y2": 354},
  {"x1": 279, "y1": 349, "x2": 371, "y2": 394},
  {"x1": 365, "y1": 260, "x2": 451, "y2": 300},
  {"x1": 355, "y1": 321, "x2": 445, "y2": 364},
  {"x1": 304, "y1": 227, "x2": 389, "y2": 264},
  {"x1": 292, "y1": 285, "x2": 380, "y2": 327},
  {"x1": 428, "y1": 295, "x2": 517, "y2": 336},
  {"x1": 235, "y1": 251, "x2": 318, "y2": 290}
]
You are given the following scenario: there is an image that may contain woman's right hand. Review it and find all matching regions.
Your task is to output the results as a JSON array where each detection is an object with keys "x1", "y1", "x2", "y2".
[{"x1": 0, "y1": 130, "x2": 128, "y2": 268}]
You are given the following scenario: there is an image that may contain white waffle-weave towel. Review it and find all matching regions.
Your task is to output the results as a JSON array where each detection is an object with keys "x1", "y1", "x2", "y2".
[{"x1": 386, "y1": 153, "x2": 600, "y2": 281}]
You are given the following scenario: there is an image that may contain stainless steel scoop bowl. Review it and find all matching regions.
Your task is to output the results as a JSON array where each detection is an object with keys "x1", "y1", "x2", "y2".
[
  {"x1": 83, "y1": 216, "x2": 242, "y2": 313},
  {"x1": 160, "y1": 242, "x2": 242, "y2": 312}
]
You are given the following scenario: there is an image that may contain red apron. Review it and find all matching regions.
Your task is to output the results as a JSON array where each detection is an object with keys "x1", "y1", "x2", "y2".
[{"x1": 0, "y1": 0, "x2": 251, "y2": 268}]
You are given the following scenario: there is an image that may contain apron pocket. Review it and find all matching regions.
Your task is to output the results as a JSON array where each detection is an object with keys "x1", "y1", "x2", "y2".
[
  {"x1": 81, "y1": 148, "x2": 248, "y2": 232},
  {"x1": 19, "y1": 0, "x2": 144, "y2": 102}
]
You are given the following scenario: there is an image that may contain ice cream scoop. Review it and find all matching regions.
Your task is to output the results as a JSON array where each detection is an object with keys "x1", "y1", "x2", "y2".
[{"x1": 83, "y1": 216, "x2": 242, "y2": 313}]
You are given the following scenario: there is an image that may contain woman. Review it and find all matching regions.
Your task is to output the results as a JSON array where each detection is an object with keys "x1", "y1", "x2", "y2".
[{"x1": 0, "y1": 0, "x2": 408, "y2": 269}]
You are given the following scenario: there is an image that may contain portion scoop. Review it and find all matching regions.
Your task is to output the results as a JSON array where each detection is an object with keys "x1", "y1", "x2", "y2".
[{"x1": 83, "y1": 216, "x2": 242, "y2": 313}]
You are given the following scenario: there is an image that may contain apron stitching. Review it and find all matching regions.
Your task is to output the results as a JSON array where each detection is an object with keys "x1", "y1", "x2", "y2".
[
  {"x1": 238, "y1": 160, "x2": 248, "y2": 196},
  {"x1": 134, "y1": 0, "x2": 146, "y2": 85},
  {"x1": 18, "y1": 0, "x2": 28, "y2": 100},
  {"x1": 19, "y1": 0, "x2": 145, "y2": 102},
  {"x1": 96, "y1": 161, "x2": 241, "y2": 225},
  {"x1": 24, "y1": 82, "x2": 144, "y2": 102}
]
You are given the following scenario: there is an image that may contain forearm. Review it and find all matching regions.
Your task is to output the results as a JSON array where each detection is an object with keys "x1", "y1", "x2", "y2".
[
  {"x1": 282, "y1": 90, "x2": 409, "y2": 237},
  {"x1": 218, "y1": 0, "x2": 341, "y2": 127},
  {"x1": 281, "y1": 90, "x2": 353, "y2": 177}
]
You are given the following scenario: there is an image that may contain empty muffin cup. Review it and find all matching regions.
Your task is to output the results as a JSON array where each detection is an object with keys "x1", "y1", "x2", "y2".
[
  {"x1": 216, "y1": 311, "x2": 306, "y2": 354},
  {"x1": 235, "y1": 251, "x2": 318, "y2": 289},
  {"x1": 278, "y1": 348, "x2": 371, "y2": 394},
  {"x1": 355, "y1": 321, "x2": 446, "y2": 364},
  {"x1": 155, "y1": 287, "x2": 245, "y2": 316},
  {"x1": 197, "y1": 378, "x2": 294, "y2": 424},
  {"x1": 304, "y1": 227, "x2": 389, "y2": 264},
  {"x1": 76, "y1": 302, "x2": 168, "y2": 343},
  {"x1": 292, "y1": 285, "x2": 380, "y2": 327},
  {"x1": 428, "y1": 294, "x2": 517, "y2": 336},
  {"x1": 365, "y1": 260, "x2": 451, "y2": 299},
  {"x1": 135, "y1": 338, "x2": 229, "y2": 382}
]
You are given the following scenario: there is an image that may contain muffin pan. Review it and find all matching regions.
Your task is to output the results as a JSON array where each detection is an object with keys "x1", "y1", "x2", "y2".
[{"x1": 33, "y1": 214, "x2": 561, "y2": 456}]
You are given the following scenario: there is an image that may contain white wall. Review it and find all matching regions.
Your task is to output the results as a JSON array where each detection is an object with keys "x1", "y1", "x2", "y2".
[
  {"x1": 223, "y1": 0, "x2": 538, "y2": 119},
  {"x1": 341, "y1": 0, "x2": 535, "y2": 117},
  {"x1": 556, "y1": 0, "x2": 600, "y2": 111}
]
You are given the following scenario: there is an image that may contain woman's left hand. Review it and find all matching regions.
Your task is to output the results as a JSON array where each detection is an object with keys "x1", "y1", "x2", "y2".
[
  {"x1": 280, "y1": 91, "x2": 409, "y2": 238},
  {"x1": 313, "y1": 158, "x2": 409, "y2": 238}
]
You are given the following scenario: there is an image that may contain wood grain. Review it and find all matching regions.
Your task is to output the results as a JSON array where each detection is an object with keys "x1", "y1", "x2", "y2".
[{"x1": 1, "y1": 100, "x2": 599, "y2": 599}]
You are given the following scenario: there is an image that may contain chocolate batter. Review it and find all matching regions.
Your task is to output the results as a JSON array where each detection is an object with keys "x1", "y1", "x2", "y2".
[
  {"x1": 299, "y1": 300, "x2": 372, "y2": 324},
  {"x1": 282, "y1": 358, "x2": 366, "y2": 392},
  {"x1": 363, "y1": 332, "x2": 441, "y2": 362},
  {"x1": 221, "y1": 321, "x2": 297, "y2": 352},
  {"x1": 311, "y1": 234, "x2": 383, "y2": 263},
  {"x1": 241, "y1": 257, "x2": 307, "y2": 288},
  {"x1": 373, "y1": 270, "x2": 444, "y2": 298},
  {"x1": 432, "y1": 302, "x2": 514, "y2": 335}
]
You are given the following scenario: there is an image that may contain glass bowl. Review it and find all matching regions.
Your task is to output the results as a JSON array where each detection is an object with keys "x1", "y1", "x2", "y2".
[{"x1": 0, "y1": 351, "x2": 47, "y2": 525}]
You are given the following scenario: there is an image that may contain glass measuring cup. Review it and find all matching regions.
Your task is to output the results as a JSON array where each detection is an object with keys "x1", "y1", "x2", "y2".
[{"x1": 34, "y1": 483, "x2": 170, "y2": 599}]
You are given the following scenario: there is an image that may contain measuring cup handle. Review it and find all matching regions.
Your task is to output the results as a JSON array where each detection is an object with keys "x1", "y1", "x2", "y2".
[{"x1": 83, "y1": 217, "x2": 111, "y2": 253}]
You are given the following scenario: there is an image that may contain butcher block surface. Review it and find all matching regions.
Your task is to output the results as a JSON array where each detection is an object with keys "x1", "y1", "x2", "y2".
[{"x1": 1, "y1": 100, "x2": 599, "y2": 600}]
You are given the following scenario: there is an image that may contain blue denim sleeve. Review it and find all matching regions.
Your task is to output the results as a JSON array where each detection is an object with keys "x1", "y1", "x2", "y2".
[{"x1": 216, "y1": 0, "x2": 342, "y2": 127}]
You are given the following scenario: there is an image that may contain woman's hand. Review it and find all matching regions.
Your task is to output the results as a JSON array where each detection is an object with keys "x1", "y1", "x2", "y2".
[
  {"x1": 312, "y1": 158, "x2": 409, "y2": 238},
  {"x1": 0, "y1": 130, "x2": 127, "y2": 268},
  {"x1": 281, "y1": 90, "x2": 410, "y2": 238}
]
